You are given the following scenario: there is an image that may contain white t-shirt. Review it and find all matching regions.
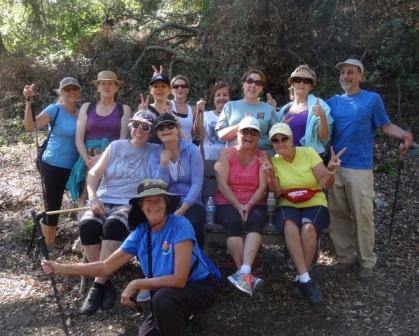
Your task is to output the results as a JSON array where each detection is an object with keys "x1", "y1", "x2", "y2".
[
  {"x1": 170, "y1": 101, "x2": 193, "y2": 141},
  {"x1": 203, "y1": 110, "x2": 225, "y2": 160}
]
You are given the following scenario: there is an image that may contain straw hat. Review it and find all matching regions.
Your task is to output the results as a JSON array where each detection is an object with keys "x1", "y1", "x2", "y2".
[
  {"x1": 92, "y1": 70, "x2": 123, "y2": 86},
  {"x1": 288, "y1": 65, "x2": 316, "y2": 86}
]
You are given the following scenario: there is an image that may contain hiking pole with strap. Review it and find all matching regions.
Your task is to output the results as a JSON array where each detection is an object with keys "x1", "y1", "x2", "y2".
[{"x1": 31, "y1": 210, "x2": 70, "y2": 336}]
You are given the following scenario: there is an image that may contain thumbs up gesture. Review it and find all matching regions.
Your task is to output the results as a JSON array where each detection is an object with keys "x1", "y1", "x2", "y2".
[
  {"x1": 266, "y1": 93, "x2": 277, "y2": 108},
  {"x1": 23, "y1": 84, "x2": 36, "y2": 102},
  {"x1": 312, "y1": 98, "x2": 324, "y2": 117}
]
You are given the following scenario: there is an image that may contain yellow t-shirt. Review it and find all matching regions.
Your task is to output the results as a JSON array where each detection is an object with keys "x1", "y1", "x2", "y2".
[{"x1": 271, "y1": 147, "x2": 327, "y2": 208}]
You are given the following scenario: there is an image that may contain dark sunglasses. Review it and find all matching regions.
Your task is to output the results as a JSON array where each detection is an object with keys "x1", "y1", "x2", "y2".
[
  {"x1": 172, "y1": 84, "x2": 188, "y2": 89},
  {"x1": 62, "y1": 85, "x2": 80, "y2": 92},
  {"x1": 156, "y1": 123, "x2": 177, "y2": 132},
  {"x1": 240, "y1": 128, "x2": 260, "y2": 137},
  {"x1": 244, "y1": 78, "x2": 264, "y2": 86},
  {"x1": 271, "y1": 136, "x2": 290, "y2": 143},
  {"x1": 132, "y1": 122, "x2": 152, "y2": 132},
  {"x1": 292, "y1": 77, "x2": 313, "y2": 85}
]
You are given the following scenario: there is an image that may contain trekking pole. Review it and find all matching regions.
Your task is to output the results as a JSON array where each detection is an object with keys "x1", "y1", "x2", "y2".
[{"x1": 31, "y1": 210, "x2": 70, "y2": 336}]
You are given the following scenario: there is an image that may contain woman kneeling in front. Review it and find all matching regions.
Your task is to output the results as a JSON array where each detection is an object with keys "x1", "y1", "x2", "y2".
[{"x1": 42, "y1": 179, "x2": 217, "y2": 336}]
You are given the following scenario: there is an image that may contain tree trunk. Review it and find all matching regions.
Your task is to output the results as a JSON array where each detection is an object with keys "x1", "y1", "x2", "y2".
[{"x1": 0, "y1": 32, "x2": 7, "y2": 54}]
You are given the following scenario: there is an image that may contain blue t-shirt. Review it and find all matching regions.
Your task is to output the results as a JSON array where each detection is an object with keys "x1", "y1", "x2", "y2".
[
  {"x1": 216, "y1": 99, "x2": 279, "y2": 151},
  {"x1": 121, "y1": 215, "x2": 209, "y2": 281},
  {"x1": 327, "y1": 90, "x2": 390, "y2": 169},
  {"x1": 42, "y1": 103, "x2": 78, "y2": 169}
]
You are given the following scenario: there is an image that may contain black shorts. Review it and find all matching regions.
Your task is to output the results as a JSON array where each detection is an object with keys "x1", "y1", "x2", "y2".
[{"x1": 275, "y1": 205, "x2": 330, "y2": 236}]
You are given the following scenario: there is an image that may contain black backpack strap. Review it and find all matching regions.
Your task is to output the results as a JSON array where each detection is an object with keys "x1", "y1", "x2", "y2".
[
  {"x1": 86, "y1": 102, "x2": 95, "y2": 116},
  {"x1": 44, "y1": 104, "x2": 60, "y2": 142},
  {"x1": 147, "y1": 226, "x2": 153, "y2": 278}
]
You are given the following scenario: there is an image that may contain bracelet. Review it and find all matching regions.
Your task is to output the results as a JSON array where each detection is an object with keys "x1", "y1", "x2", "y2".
[{"x1": 327, "y1": 170, "x2": 336, "y2": 175}]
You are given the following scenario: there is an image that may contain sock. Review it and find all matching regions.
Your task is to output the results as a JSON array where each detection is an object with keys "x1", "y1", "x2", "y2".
[
  {"x1": 239, "y1": 264, "x2": 251, "y2": 275},
  {"x1": 299, "y1": 272, "x2": 311, "y2": 283},
  {"x1": 293, "y1": 275, "x2": 300, "y2": 282}
]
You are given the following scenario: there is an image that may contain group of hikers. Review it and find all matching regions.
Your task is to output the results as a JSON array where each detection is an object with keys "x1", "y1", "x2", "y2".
[{"x1": 23, "y1": 58, "x2": 413, "y2": 336}]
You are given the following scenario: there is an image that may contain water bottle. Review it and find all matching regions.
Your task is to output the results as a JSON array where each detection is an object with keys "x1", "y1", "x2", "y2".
[
  {"x1": 266, "y1": 192, "x2": 276, "y2": 226},
  {"x1": 136, "y1": 290, "x2": 151, "y2": 316},
  {"x1": 206, "y1": 197, "x2": 215, "y2": 225}
]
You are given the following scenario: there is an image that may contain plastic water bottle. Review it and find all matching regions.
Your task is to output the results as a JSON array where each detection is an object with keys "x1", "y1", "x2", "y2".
[
  {"x1": 206, "y1": 197, "x2": 215, "y2": 225},
  {"x1": 266, "y1": 192, "x2": 276, "y2": 226},
  {"x1": 136, "y1": 290, "x2": 151, "y2": 316}
]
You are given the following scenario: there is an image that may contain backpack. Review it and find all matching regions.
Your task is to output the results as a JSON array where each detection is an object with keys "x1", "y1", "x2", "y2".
[{"x1": 191, "y1": 249, "x2": 222, "y2": 284}]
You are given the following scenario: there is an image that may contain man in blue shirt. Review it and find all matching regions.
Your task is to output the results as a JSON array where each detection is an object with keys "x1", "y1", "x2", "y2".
[{"x1": 327, "y1": 59, "x2": 412, "y2": 280}]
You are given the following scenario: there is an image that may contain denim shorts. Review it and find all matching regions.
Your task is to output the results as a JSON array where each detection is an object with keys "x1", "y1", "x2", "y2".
[{"x1": 274, "y1": 205, "x2": 330, "y2": 235}]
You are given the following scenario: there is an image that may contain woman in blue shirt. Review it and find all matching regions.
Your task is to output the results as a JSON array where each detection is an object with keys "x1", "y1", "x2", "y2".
[
  {"x1": 42, "y1": 179, "x2": 217, "y2": 336},
  {"x1": 23, "y1": 77, "x2": 81, "y2": 248}
]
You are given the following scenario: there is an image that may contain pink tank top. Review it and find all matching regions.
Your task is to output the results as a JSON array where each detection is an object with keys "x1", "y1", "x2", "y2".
[
  {"x1": 85, "y1": 103, "x2": 121, "y2": 141},
  {"x1": 214, "y1": 147, "x2": 264, "y2": 205}
]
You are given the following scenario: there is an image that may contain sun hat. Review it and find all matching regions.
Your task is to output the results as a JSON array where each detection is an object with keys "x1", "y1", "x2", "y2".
[
  {"x1": 59, "y1": 77, "x2": 81, "y2": 90},
  {"x1": 288, "y1": 65, "x2": 316, "y2": 85},
  {"x1": 238, "y1": 116, "x2": 261, "y2": 132},
  {"x1": 128, "y1": 179, "x2": 180, "y2": 228},
  {"x1": 149, "y1": 74, "x2": 170, "y2": 86},
  {"x1": 154, "y1": 113, "x2": 178, "y2": 129},
  {"x1": 129, "y1": 111, "x2": 156, "y2": 125},
  {"x1": 269, "y1": 123, "x2": 293, "y2": 139},
  {"x1": 335, "y1": 58, "x2": 364, "y2": 73},
  {"x1": 92, "y1": 70, "x2": 123, "y2": 86}
]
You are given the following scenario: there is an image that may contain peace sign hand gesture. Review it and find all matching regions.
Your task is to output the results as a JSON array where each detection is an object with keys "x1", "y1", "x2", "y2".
[
  {"x1": 327, "y1": 146, "x2": 346, "y2": 173},
  {"x1": 152, "y1": 65, "x2": 164, "y2": 76},
  {"x1": 138, "y1": 93, "x2": 150, "y2": 112}
]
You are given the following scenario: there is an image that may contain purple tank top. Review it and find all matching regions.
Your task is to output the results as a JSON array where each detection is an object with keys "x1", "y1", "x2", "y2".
[
  {"x1": 288, "y1": 109, "x2": 308, "y2": 146},
  {"x1": 85, "y1": 103, "x2": 121, "y2": 141}
]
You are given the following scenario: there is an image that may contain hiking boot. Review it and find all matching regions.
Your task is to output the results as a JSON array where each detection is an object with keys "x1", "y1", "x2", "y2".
[
  {"x1": 101, "y1": 280, "x2": 117, "y2": 311},
  {"x1": 228, "y1": 271, "x2": 253, "y2": 295},
  {"x1": 290, "y1": 280, "x2": 303, "y2": 300},
  {"x1": 358, "y1": 267, "x2": 373, "y2": 281},
  {"x1": 299, "y1": 280, "x2": 322, "y2": 306},
  {"x1": 80, "y1": 284, "x2": 103, "y2": 315},
  {"x1": 334, "y1": 258, "x2": 357, "y2": 271}
]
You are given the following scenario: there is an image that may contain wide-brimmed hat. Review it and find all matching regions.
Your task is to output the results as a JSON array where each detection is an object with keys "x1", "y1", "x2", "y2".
[
  {"x1": 128, "y1": 179, "x2": 180, "y2": 228},
  {"x1": 59, "y1": 77, "x2": 81, "y2": 90},
  {"x1": 129, "y1": 111, "x2": 156, "y2": 126},
  {"x1": 92, "y1": 70, "x2": 123, "y2": 86},
  {"x1": 288, "y1": 65, "x2": 316, "y2": 86},
  {"x1": 269, "y1": 123, "x2": 293, "y2": 139},
  {"x1": 150, "y1": 74, "x2": 170, "y2": 86},
  {"x1": 238, "y1": 116, "x2": 261, "y2": 132},
  {"x1": 154, "y1": 113, "x2": 178, "y2": 129},
  {"x1": 335, "y1": 58, "x2": 364, "y2": 73}
]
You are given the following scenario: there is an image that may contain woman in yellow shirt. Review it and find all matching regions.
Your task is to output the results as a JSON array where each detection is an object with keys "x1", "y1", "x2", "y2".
[{"x1": 262, "y1": 123, "x2": 345, "y2": 305}]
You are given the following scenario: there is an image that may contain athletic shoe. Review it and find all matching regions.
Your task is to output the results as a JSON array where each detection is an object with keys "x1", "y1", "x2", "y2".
[
  {"x1": 80, "y1": 285, "x2": 103, "y2": 315},
  {"x1": 358, "y1": 267, "x2": 374, "y2": 281},
  {"x1": 101, "y1": 280, "x2": 117, "y2": 311},
  {"x1": 290, "y1": 280, "x2": 303, "y2": 299},
  {"x1": 299, "y1": 280, "x2": 323, "y2": 306},
  {"x1": 228, "y1": 271, "x2": 252, "y2": 295},
  {"x1": 251, "y1": 275, "x2": 264, "y2": 292}
]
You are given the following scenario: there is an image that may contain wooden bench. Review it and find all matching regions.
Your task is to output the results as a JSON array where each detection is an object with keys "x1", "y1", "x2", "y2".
[{"x1": 202, "y1": 160, "x2": 284, "y2": 253}]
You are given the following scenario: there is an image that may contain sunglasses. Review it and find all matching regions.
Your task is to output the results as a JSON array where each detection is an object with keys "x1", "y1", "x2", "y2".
[
  {"x1": 62, "y1": 86, "x2": 80, "y2": 92},
  {"x1": 172, "y1": 84, "x2": 188, "y2": 89},
  {"x1": 292, "y1": 77, "x2": 313, "y2": 85},
  {"x1": 240, "y1": 128, "x2": 260, "y2": 137},
  {"x1": 156, "y1": 123, "x2": 177, "y2": 132},
  {"x1": 271, "y1": 136, "x2": 290, "y2": 143},
  {"x1": 244, "y1": 78, "x2": 264, "y2": 86},
  {"x1": 132, "y1": 122, "x2": 152, "y2": 132}
]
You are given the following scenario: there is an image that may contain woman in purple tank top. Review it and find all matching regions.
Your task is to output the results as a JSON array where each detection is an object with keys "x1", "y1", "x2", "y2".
[
  {"x1": 76, "y1": 70, "x2": 131, "y2": 169},
  {"x1": 277, "y1": 65, "x2": 333, "y2": 159}
]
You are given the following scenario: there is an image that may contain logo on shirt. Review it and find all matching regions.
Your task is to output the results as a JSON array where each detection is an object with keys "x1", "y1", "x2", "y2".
[{"x1": 162, "y1": 241, "x2": 171, "y2": 255}]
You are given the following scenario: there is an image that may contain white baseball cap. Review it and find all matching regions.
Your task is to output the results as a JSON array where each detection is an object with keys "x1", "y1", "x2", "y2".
[
  {"x1": 335, "y1": 58, "x2": 364, "y2": 73},
  {"x1": 238, "y1": 116, "x2": 260, "y2": 132}
]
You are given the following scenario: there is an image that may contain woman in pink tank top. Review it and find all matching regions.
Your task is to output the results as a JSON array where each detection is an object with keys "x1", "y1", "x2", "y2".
[{"x1": 214, "y1": 116, "x2": 268, "y2": 296}]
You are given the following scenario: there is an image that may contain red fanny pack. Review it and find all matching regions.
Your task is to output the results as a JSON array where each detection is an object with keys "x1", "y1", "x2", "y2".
[{"x1": 282, "y1": 188, "x2": 322, "y2": 203}]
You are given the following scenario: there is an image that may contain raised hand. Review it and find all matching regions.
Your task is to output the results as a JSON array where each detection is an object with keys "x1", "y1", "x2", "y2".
[
  {"x1": 138, "y1": 93, "x2": 150, "y2": 112},
  {"x1": 327, "y1": 146, "x2": 346, "y2": 173},
  {"x1": 23, "y1": 84, "x2": 36, "y2": 101},
  {"x1": 312, "y1": 98, "x2": 325, "y2": 117},
  {"x1": 257, "y1": 156, "x2": 275, "y2": 179},
  {"x1": 266, "y1": 93, "x2": 277, "y2": 108},
  {"x1": 196, "y1": 98, "x2": 206, "y2": 114},
  {"x1": 152, "y1": 65, "x2": 164, "y2": 76}
]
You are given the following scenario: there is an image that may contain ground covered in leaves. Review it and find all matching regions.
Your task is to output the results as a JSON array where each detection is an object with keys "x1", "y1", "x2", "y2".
[{"x1": 0, "y1": 138, "x2": 417, "y2": 336}]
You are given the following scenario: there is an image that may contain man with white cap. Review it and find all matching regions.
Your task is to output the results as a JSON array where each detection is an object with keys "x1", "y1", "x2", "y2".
[{"x1": 327, "y1": 58, "x2": 413, "y2": 280}]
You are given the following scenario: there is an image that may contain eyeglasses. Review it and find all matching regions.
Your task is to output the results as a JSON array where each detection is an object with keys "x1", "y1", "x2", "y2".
[
  {"x1": 244, "y1": 78, "x2": 264, "y2": 86},
  {"x1": 156, "y1": 123, "x2": 177, "y2": 132},
  {"x1": 271, "y1": 136, "x2": 290, "y2": 143},
  {"x1": 172, "y1": 84, "x2": 188, "y2": 89},
  {"x1": 62, "y1": 86, "x2": 80, "y2": 92},
  {"x1": 240, "y1": 128, "x2": 260, "y2": 137},
  {"x1": 132, "y1": 122, "x2": 152, "y2": 132},
  {"x1": 292, "y1": 77, "x2": 313, "y2": 85}
]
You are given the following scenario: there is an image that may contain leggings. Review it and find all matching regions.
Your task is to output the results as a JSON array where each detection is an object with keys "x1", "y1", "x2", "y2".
[{"x1": 41, "y1": 161, "x2": 71, "y2": 226}]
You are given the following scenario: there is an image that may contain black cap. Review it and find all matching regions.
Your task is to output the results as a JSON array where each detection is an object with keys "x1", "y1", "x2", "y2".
[
  {"x1": 149, "y1": 74, "x2": 170, "y2": 86},
  {"x1": 154, "y1": 113, "x2": 178, "y2": 129}
]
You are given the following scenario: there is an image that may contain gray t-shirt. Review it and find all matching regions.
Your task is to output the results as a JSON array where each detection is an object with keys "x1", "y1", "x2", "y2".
[{"x1": 97, "y1": 140, "x2": 159, "y2": 204}]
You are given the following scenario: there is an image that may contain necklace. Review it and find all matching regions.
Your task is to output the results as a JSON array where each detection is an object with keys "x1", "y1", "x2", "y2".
[{"x1": 98, "y1": 102, "x2": 116, "y2": 116}]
